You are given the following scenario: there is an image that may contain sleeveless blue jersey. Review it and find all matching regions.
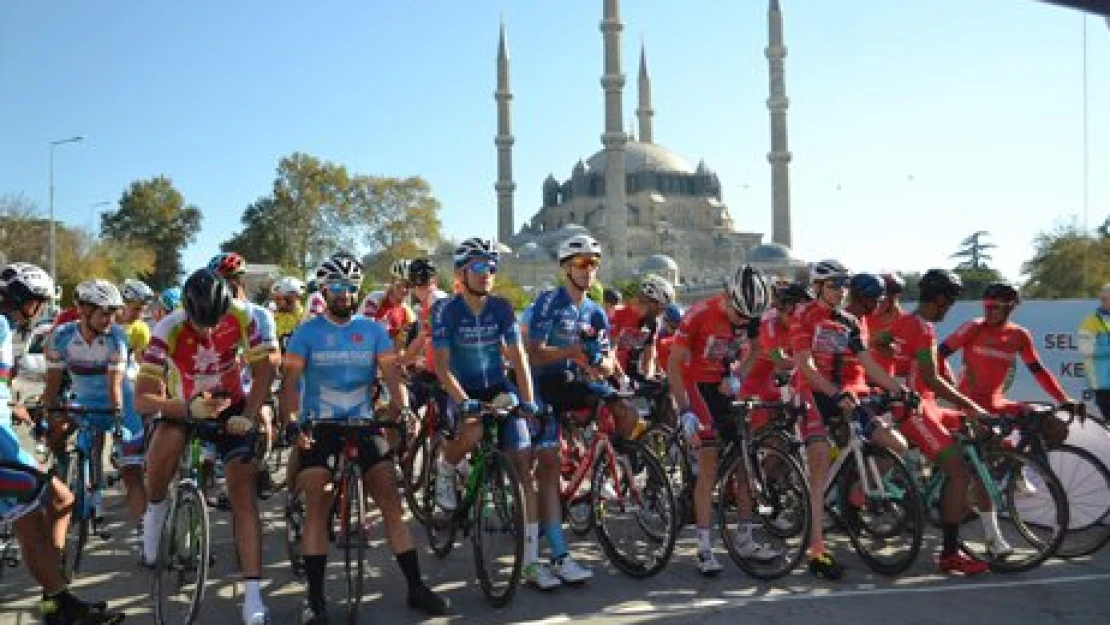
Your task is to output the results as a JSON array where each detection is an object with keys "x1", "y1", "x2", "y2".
[
  {"x1": 285, "y1": 314, "x2": 393, "y2": 421},
  {"x1": 431, "y1": 295, "x2": 519, "y2": 391}
]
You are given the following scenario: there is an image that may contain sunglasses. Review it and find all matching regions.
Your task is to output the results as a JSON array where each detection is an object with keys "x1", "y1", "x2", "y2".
[
  {"x1": 825, "y1": 276, "x2": 850, "y2": 289},
  {"x1": 569, "y1": 256, "x2": 601, "y2": 270},
  {"x1": 984, "y1": 299, "x2": 1017, "y2": 309},
  {"x1": 325, "y1": 282, "x2": 359, "y2": 295},
  {"x1": 466, "y1": 259, "x2": 498, "y2": 275}
]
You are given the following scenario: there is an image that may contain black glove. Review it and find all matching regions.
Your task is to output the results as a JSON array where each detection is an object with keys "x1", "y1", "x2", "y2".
[{"x1": 746, "y1": 317, "x2": 761, "y2": 340}]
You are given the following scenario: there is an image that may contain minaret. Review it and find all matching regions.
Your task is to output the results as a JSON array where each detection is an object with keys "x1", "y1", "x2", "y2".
[
  {"x1": 767, "y1": 0, "x2": 792, "y2": 248},
  {"x1": 495, "y1": 21, "x2": 516, "y2": 245},
  {"x1": 601, "y1": 0, "x2": 628, "y2": 276},
  {"x1": 636, "y1": 43, "x2": 654, "y2": 145}
]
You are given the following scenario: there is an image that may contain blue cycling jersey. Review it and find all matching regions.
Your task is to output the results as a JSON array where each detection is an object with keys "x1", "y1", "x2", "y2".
[
  {"x1": 242, "y1": 302, "x2": 277, "y2": 391},
  {"x1": 45, "y1": 321, "x2": 127, "y2": 409},
  {"x1": 431, "y1": 294, "x2": 519, "y2": 391},
  {"x1": 285, "y1": 314, "x2": 393, "y2": 421},
  {"x1": 527, "y1": 286, "x2": 611, "y2": 376}
]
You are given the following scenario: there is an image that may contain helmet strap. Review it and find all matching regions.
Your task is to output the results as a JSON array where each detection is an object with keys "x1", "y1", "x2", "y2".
[{"x1": 566, "y1": 270, "x2": 589, "y2": 293}]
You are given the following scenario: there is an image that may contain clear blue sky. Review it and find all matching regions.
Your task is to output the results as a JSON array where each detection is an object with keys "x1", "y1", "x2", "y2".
[{"x1": 1, "y1": 1, "x2": 1106, "y2": 283}]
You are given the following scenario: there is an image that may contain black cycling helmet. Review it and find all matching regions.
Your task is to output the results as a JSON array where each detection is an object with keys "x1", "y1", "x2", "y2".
[
  {"x1": 849, "y1": 273, "x2": 885, "y2": 300},
  {"x1": 408, "y1": 258, "x2": 437, "y2": 285},
  {"x1": 983, "y1": 281, "x2": 1020, "y2": 303},
  {"x1": 602, "y1": 287, "x2": 622, "y2": 307},
  {"x1": 183, "y1": 268, "x2": 231, "y2": 327},
  {"x1": 918, "y1": 269, "x2": 964, "y2": 302},
  {"x1": 881, "y1": 272, "x2": 905, "y2": 297},
  {"x1": 776, "y1": 282, "x2": 814, "y2": 307}
]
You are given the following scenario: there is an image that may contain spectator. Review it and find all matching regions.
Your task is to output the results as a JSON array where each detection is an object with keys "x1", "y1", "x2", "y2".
[{"x1": 1078, "y1": 284, "x2": 1110, "y2": 419}]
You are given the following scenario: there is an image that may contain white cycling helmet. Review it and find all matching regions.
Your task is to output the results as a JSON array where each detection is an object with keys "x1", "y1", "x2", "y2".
[
  {"x1": 273, "y1": 276, "x2": 306, "y2": 296},
  {"x1": 453, "y1": 237, "x2": 499, "y2": 268},
  {"x1": 121, "y1": 278, "x2": 155, "y2": 304},
  {"x1": 75, "y1": 279, "x2": 124, "y2": 308},
  {"x1": 316, "y1": 253, "x2": 364, "y2": 285},
  {"x1": 726, "y1": 264, "x2": 771, "y2": 318},
  {"x1": 390, "y1": 259, "x2": 412, "y2": 282},
  {"x1": 809, "y1": 259, "x2": 851, "y2": 283},
  {"x1": 557, "y1": 234, "x2": 602, "y2": 263},
  {"x1": 0, "y1": 262, "x2": 55, "y2": 306},
  {"x1": 639, "y1": 274, "x2": 675, "y2": 306}
]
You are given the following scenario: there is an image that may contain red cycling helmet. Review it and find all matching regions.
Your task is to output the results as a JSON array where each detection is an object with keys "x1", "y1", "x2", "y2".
[{"x1": 208, "y1": 252, "x2": 247, "y2": 278}]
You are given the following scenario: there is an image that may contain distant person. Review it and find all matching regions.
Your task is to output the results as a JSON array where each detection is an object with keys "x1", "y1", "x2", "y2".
[{"x1": 1078, "y1": 284, "x2": 1110, "y2": 419}]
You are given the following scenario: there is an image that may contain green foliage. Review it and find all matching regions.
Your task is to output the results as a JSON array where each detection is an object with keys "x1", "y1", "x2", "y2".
[
  {"x1": 953, "y1": 266, "x2": 1005, "y2": 300},
  {"x1": 222, "y1": 153, "x2": 443, "y2": 276},
  {"x1": 100, "y1": 176, "x2": 202, "y2": 290},
  {"x1": 1021, "y1": 219, "x2": 1110, "y2": 298},
  {"x1": 951, "y1": 230, "x2": 997, "y2": 270},
  {"x1": 613, "y1": 279, "x2": 640, "y2": 301},
  {"x1": 493, "y1": 274, "x2": 531, "y2": 311}
]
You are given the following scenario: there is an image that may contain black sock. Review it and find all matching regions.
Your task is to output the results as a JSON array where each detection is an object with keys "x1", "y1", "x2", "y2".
[
  {"x1": 942, "y1": 523, "x2": 959, "y2": 555},
  {"x1": 304, "y1": 555, "x2": 327, "y2": 605},
  {"x1": 395, "y1": 549, "x2": 422, "y2": 590}
]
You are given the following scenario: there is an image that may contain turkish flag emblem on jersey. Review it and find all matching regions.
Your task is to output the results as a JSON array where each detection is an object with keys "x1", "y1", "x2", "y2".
[{"x1": 351, "y1": 334, "x2": 364, "y2": 344}]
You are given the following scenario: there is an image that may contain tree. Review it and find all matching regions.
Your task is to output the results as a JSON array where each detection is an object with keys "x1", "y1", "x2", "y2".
[
  {"x1": 0, "y1": 192, "x2": 51, "y2": 268},
  {"x1": 1021, "y1": 219, "x2": 1110, "y2": 298},
  {"x1": 950, "y1": 230, "x2": 997, "y2": 270},
  {"x1": 221, "y1": 197, "x2": 287, "y2": 266},
  {"x1": 492, "y1": 274, "x2": 531, "y2": 311},
  {"x1": 352, "y1": 175, "x2": 442, "y2": 259},
  {"x1": 101, "y1": 176, "x2": 202, "y2": 290},
  {"x1": 953, "y1": 266, "x2": 1005, "y2": 300}
]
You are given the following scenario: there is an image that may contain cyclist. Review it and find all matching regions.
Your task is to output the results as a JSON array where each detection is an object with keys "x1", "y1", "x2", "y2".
[
  {"x1": 303, "y1": 280, "x2": 326, "y2": 322},
  {"x1": 1078, "y1": 284, "x2": 1110, "y2": 419},
  {"x1": 602, "y1": 286, "x2": 622, "y2": 320},
  {"x1": 789, "y1": 260, "x2": 911, "y2": 580},
  {"x1": 272, "y1": 276, "x2": 306, "y2": 351},
  {"x1": 151, "y1": 287, "x2": 181, "y2": 324},
  {"x1": 655, "y1": 303, "x2": 683, "y2": 371},
  {"x1": 609, "y1": 274, "x2": 674, "y2": 381},
  {"x1": 667, "y1": 264, "x2": 780, "y2": 575},
  {"x1": 43, "y1": 280, "x2": 148, "y2": 532},
  {"x1": 528, "y1": 234, "x2": 642, "y2": 585},
  {"x1": 137, "y1": 268, "x2": 279, "y2": 625},
  {"x1": 279, "y1": 252, "x2": 447, "y2": 623},
  {"x1": 209, "y1": 253, "x2": 280, "y2": 495},
  {"x1": 430, "y1": 237, "x2": 549, "y2": 587},
  {"x1": 867, "y1": 273, "x2": 907, "y2": 376},
  {"x1": 398, "y1": 258, "x2": 450, "y2": 410},
  {"x1": 939, "y1": 282, "x2": 1077, "y2": 422},
  {"x1": 0, "y1": 263, "x2": 125, "y2": 625},
  {"x1": 361, "y1": 259, "x2": 417, "y2": 351},
  {"x1": 118, "y1": 279, "x2": 155, "y2": 510},
  {"x1": 739, "y1": 281, "x2": 814, "y2": 430},
  {"x1": 887, "y1": 269, "x2": 1007, "y2": 574}
]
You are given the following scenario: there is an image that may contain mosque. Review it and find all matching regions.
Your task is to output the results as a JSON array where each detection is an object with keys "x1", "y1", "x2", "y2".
[{"x1": 487, "y1": 0, "x2": 807, "y2": 293}]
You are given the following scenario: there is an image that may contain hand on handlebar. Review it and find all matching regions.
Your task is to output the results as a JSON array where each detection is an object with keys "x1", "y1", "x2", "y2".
[
  {"x1": 832, "y1": 390, "x2": 858, "y2": 416},
  {"x1": 188, "y1": 392, "x2": 231, "y2": 419}
]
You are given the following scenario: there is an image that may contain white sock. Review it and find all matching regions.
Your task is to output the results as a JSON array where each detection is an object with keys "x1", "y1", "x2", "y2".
[
  {"x1": 142, "y1": 500, "x2": 169, "y2": 563},
  {"x1": 981, "y1": 510, "x2": 1003, "y2": 543},
  {"x1": 696, "y1": 527, "x2": 712, "y2": 553},
  {"x1": 525, "y1": 523, "x2": 540, "y2": 564},
  {"x1": 437, "y1": 459, "x2": 455, "y2": 480},
  {"x1": 243, "y1": 579, "x2": 264, "y2": 613}
]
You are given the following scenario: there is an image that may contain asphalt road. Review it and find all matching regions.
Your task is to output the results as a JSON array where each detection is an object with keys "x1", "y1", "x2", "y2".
[{"x1": 1, "y1": 445, "x2": 1108, "y2": 625}]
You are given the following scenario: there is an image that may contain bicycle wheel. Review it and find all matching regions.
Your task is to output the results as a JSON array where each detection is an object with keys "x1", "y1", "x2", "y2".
[
  {"x1": 827, "y1": 443, "x2": 923, "y2": 576},
  {"x1": 341, "y1": 465, "x2": 366, "y2": 625},
  {"x1": 284, "y1": 490, "x2": 305, "y2": 577},
  {"x1": 472, "y1": 449, "x2": 525, "y2": 607},
  {"x1": 423, "y1": 438, "x2": 457, "y2": 558},
  {"x1": 718, "y1": 445, "x2": 810, "y2": 580},
  {"x1": 402, "y1": 425, "x2": 432, "y2": 525},
  {"x1": 153, "y1": 482, "x2": 209, "y2": 625},
  {"x1": 61, "y1": 451, "x2": 89, "y2": 581},
  {"x1": 961, "y1": 446, "x2": 1068, "y2": 573},
  {"x1": 593, "y1": 439, "x2": 677, "y2": 578},
  {"x1": 1047, "y1": 444, "x2": 1110, "y2": 558}
]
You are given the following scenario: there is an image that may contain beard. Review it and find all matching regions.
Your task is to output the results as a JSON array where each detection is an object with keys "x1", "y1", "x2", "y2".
[{"x1": 327, "y1": 298, "x2": 355, "y2": 320}]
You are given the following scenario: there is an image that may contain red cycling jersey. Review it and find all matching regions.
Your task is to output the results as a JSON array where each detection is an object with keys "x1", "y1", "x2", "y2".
[
  {"x1": 940, "y1": 319, "x2": 1067, "y2": 412},
  {"x1": 673, "y1": 295, "x2": 753, "y2": 384},
  {"x1": 740, "y1": 309, "x2": 790, "y2": 399},
  {"x1": 866, "y1": 309, "x2": 906, "y2": 376},
  {"x1": 788, "y1": 301, "x2": 869, "y2": 394},
  {"x1": 886, "y1": 311, "x2": 961, "y2": 461},
  {"x1": 609, "y1": 304, "x2": 658, "y2": 373}
]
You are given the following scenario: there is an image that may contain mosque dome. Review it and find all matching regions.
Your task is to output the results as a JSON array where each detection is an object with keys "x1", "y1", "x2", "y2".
[
  {"x1": 747, "y1": 242, "x2": 793, "y2": 264},
  {"x1": 585, "y1": 141, "x2": 696, "y2": 176},
  {"x1": 638, "y1": 254, "x2": 679, "y2": 274}
]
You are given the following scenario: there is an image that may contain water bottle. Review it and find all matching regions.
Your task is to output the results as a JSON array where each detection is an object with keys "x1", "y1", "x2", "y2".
[{"x1": 680, "y1": 412, "x2": 701, "y2": 478}]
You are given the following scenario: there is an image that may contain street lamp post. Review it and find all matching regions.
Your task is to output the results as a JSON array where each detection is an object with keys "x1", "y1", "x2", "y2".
[{"x1": 48, "y1": 135, "x2": 85, "y2": 284}]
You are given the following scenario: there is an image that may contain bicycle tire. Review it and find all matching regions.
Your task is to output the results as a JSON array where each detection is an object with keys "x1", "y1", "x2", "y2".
[
  {"x1": 718, "y1": 445, "x2": 810, "y2": 580},
  {"x1": 472, "y1": 449, "x2": 525, "y2": 607},
  {"x1": 827, "y1": 443, "x2": 923, "y2": 576},
  {"x1": 961, "y1": 446, "x2": 1069, "y2": 573},
  {"x1": 153, "y1": 482, "x2": 209, "y2": 625},
  {"x1": 1048, "y1": 444, "x2": 1110, "y2": 558},
  {"x1": 402, "y1": 426, "x2": 432, "y2": 526},
  {"x1": 562, "y1": 424, "x2": 595, "y2": 537},
  {"x1": 342, "y1": 465, "x2": 366, "y2": 625},
  {"x1": 284, "y1": 490, "x2": 305, "y2": 577},
  {"x1": 593, "y1": 439, "x2": 677, "y2": 578},
  {"x1": 423, "y1": 437, "x2": 458, "y2": 558},
  {"x1": 61, "y1": 451, "x2": 89, "y2": 581}
]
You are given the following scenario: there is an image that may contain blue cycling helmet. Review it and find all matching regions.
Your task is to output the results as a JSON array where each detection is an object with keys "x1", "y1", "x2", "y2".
[
  {"x1": 849, "y1": 273, "x2": 885, "y2": 300},
  {"x1": 159, "y1": 287, "x2": 183, "y2": 312},
  {"x1": 663, "y1": 303, "x2": 682, "y2": 326}
]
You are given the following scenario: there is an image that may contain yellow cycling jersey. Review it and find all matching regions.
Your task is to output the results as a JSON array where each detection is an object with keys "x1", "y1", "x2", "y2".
[{"x1": 275, "y1": 304, "x2": 304, "y2": 341}]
